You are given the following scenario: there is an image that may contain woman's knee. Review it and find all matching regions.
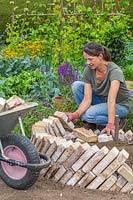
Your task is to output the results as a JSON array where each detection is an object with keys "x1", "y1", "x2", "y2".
[{"x1": 72, "y1": 81, "x2": 84, "y2": 93}]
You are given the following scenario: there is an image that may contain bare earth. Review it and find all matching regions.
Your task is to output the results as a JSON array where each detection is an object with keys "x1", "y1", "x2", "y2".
[{"x1": 0, "y1": 141, "x2": 133, "y2": 200}]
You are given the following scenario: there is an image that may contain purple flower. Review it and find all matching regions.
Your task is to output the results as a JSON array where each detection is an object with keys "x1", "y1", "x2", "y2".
[
  {"x1": 83, "y1": 63, "x2": 88, "y2": 68},
  {"x1": 42, "y1": 99, "x2": 52, "y2": 108},
  {"x1": 130, "y1": 90, "x2": 133, "y2": 97},
  {"x1": 66, "y1": 99, "x2": 71, "y2": 104},
  {"x1": 58, "y1": 61, "x2": 79, "y2": 86},
  {"x1": 40, "y1": 66, "x2": 45, "y2": 73}
]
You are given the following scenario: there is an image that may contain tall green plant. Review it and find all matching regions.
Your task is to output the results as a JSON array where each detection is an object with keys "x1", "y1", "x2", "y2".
[{"x1": 3, "y1": 0, "x2": 131, "y2": 66}]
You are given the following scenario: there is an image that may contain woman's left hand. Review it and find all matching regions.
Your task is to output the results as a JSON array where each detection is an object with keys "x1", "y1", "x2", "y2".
[{"x1": 101, "y1": 123, "x2": 115, "y2": 137}]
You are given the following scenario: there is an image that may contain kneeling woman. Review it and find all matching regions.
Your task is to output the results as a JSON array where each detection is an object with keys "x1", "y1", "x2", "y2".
[{"x1": 67, "y1": 42, "x2": 131, "y2": 136}]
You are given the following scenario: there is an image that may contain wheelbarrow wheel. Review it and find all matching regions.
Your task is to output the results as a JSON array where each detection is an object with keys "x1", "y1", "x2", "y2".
[{"x1": 0, "y1": 134, "x2": 40, "y2": 190}]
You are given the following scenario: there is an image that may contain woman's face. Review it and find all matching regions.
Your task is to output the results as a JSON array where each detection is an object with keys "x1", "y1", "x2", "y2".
[{"x1": 83, "y1": 51, "x2": 103, "y2": 69}]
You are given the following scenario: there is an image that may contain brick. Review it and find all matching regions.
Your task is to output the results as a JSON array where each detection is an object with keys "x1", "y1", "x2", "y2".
[
  {"x1": 52, "y1": 141, "x2": 72, "y2": 163},
  {"x1": 117, "y1": 163, "x2": 133, "y2": 182},
  {"x1": 41, "y1": 137, "x2": 51, "y2": 153},
  {"x1": 32, "y1": 121, "x2": 47, "y2": 135},
  {"x1": 118, "y1": 129, "x2": 125, "y2": 142},
  {"x1": 75, "y1": 138, "x2": 84, "y2": 144},
  {"x1": 36, "y1": 138, "x2": 44, "y2": 152},
  {"x1": 44, "y1": 134, "x2": 56, "y2": 142},
  {"x1": 121, "y1": 182, "x2": 133, "y2": 193},
  {"x1": 54, "y1": 166, "x2": 67, "y2": 182},
  {"x1": 34, "y1": 136, "x2": 42, "y2": 151},
  {"x1": 72, "y1": 145, "x2": 99, "y2": 172},
  {"x1": 54, "y1": 111, "x2": 75, "y2": 130},
  {"x1": 92, "y1": 147, "x2": 119, "y2": 176},
  {"x1": 46, "y1": 141, "x2": 58, "y2": 157},
  {"x1": 87, "y1": 174, "x2": 106, "y2": 189},
  {"x1": 66, "y1": 170, "x2": 85, "y2": 186},
  {"x1": 52, "y1": 117, "x2": 66, "y2": 137},
  {"x1": 77, "y1": 171, "x2": 96, "y2": 188},
  {"x1": 60, "y1": 169, "x2": 74, "y2": 185},
  {"x1": 30, "y1": 134, "x2": 36, "y2": 143},
  {"x1": 82, "y1": 146, "x2": 109, "y2": 173},
  {"x1": 6, "y1": 95, "x2": 25, "y2": 109},
  {"x1": 110, "y1": 175, "x2": 127, "y2": 192},
  {"x1": 99, "y1": 174, "x2": 117, "y2": 191},
  {"x1": 43, "y1": 118, "x2": 57, "y2": 136},
  {"x1": 64, "y1": 131, "x2": 77, "y2": 140},
  {"x1": 57, "y1": 142, "x2": 81, "y2": 164},
  {"x1": 73, "y1": 127, "x2": 98, "y2": 143},
  {"x1": 53, "y1": 137, "x2": 68, "y2": 146},
  {"x1": 34, "y1": 132, "x2": 47, "y2": 139},
  {"x1": 46, "y1": 165, "x2": 59, "y2": 179},
  {"x1": 64, "y1": 143, "x2": 90, "y2": 169},
  {"x1": 48, "y1": 116, "x2": 63, "y2": 137},
  {"x1": 30, "y1": 133, "x2": 35, "y2": 142},
  {"x1": 40, "y1": 165, "x2": 51, "y2": 177},
  {"x1": 98, "y1": 134, "x2": 113, "y2": 143},
  {"x1": 102, "y1": 149, "x2": 129, "y2": 179}
]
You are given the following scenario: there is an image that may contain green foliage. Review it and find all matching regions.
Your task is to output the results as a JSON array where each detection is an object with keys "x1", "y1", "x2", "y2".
[
  {"x1": 0, "y1": 0, "x2": 132, "y2": 136},
  {"x1": 0, "y1": 68, "x2": 61, "y2": 101},
  {"x1": 123, "y1": 65, "x2": 133, "y2": 80},
  {"x1": 1, "y1": 0, "x2": 131, "y2": 66},
  {"x1": 0, "y1": 55, "x2": 52, "y2": 77}
]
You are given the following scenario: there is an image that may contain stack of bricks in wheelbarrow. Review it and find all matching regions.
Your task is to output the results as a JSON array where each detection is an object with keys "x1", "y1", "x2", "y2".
[{"x1": 31, "y1": 111, "x2": 133, "y2": 194}]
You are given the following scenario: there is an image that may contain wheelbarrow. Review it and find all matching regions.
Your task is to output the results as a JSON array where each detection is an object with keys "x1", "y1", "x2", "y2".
[{"x1": 0, "y1": 102, "x2": 51, "y2": 190}]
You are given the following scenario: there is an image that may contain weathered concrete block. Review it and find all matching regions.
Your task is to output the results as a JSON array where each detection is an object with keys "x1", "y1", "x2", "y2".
[
  {"x1": 54, "y1": 165, "x2": 67, "y2": 182},
  {"x1": 54, "y1": 111, "x2": 75, "y2": 130},
  {"x1": 117, "y1": 163, "x2": 133, "y2": 182},
  {"x1": 98, "y1": 134, "x2": 113, "y2": 143},
  {"x1": 92, "y1": 147, "x2": 119, "y2": 176},
  {"x1": 64, "y1": 143, "x2": 90, "y2": 169},
  {"x1": 87, "y1": 174, "x2": 106, "y2": 189},
  {"x1": 121, "y1": 182, "x2": 133, "y2": 193},
  {"x1": 66, "y1": 170, "x2": 85, "y2": 186},
  {"x1": 99, "y1": 174, "x2": 117, "y2": 191},
  {"x1": 73, "y1": 127, "x2": 98, "y2": 143},
  {"x1": 82, "y1": 146, "x2": 109, "y2": 173},
  {"x1": 77, "y1": 171, "x2": 96, "y2": 188},
  {"x1": 110, "y1": 175, "x2": 127, "y2": 192},
  {"x1": 102, "y1": 149, "x2": 129, "y2": 179},
  {"x1": 57, "y1": 142, "x2": 81, "y2": 164},
  {"x1": 72, "y1": 145, "x2": 99, "y2": 172},
  {"x1": 60, "y1": 169, "x2": 74, "y2": 185}
]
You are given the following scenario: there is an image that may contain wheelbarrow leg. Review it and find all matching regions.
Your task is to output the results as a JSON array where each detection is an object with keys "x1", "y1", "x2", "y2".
[
  {"x1": 18, "y1": 115, "x2": 26, "y2": 136},
  {"x1": 0, "y1": 140, "x2": 9, "y2": 160}
]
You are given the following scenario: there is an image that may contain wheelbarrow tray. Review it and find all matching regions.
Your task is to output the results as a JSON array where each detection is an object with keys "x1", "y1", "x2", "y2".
[{"x1": 0, "y1": 102, "x2": 38, "y2": 136}]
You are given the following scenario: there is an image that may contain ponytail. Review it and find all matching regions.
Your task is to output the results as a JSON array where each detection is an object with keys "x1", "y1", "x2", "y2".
[{"x1": 103, "y1": 47, "x2": 111, "y2": 61}]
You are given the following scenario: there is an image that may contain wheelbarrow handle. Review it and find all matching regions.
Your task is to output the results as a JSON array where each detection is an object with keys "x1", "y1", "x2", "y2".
[{"x1": 0, "y1": 153, "x2": 51, "y2": 171}]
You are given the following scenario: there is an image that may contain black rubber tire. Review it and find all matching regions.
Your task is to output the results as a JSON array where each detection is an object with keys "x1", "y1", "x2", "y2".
[{"x1": 0, "y1": 134, "x2": 40, "y2": 190}]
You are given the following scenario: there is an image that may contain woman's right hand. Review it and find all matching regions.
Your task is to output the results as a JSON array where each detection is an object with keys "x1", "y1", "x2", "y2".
[{"x1": 66, "y1": 111, "x2": 80, "y2": 122}]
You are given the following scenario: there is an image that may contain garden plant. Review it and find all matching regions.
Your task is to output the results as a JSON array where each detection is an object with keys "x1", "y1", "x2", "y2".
[{"x1": 0, "y1": 0, "x2": 133, "y2": 137}]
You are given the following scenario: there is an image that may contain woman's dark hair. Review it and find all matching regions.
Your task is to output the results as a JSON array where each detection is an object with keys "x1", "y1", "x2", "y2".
[{"x1": 83, "y1": 42, "x2": 111, "y2": 61}]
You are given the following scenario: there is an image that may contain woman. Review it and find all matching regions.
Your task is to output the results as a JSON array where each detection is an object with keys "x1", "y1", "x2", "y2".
[{"x1": 67, "y1": 42, "x2": 131, "y2": 137}]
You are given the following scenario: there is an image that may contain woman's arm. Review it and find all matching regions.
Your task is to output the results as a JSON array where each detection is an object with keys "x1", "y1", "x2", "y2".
[
  {"x1": 102, "y1": 80, "x2": 120, "y2": 136},
  {"x1": 108, "y1": 80, "x2": 120, "y2": 124},
  {"x1": 76, "y1": 83, "x2": 92, "y2": 116},
  {"x1": 66, "y1": 83, "x2": 92, "y2": 121}
]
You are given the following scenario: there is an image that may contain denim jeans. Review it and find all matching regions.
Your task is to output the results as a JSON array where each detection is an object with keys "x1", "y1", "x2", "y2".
[{"x1": 72, "y1": 81, "x2": 129, "y2": 125}]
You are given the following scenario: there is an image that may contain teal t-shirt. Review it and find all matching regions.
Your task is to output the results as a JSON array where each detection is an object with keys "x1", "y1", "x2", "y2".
[{"x1": 82, "y1": 62, "x2": 131, "y2": 109}]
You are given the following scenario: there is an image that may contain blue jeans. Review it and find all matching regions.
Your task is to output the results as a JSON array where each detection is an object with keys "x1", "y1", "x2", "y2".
[{"x1": 72, "y1": 81, "x2": 129, "y2": 125}]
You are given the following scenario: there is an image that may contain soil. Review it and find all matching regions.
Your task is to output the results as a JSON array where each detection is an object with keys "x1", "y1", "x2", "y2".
[{"x1": 0, "y1": 141, "x2": 133, "y2": 200}]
